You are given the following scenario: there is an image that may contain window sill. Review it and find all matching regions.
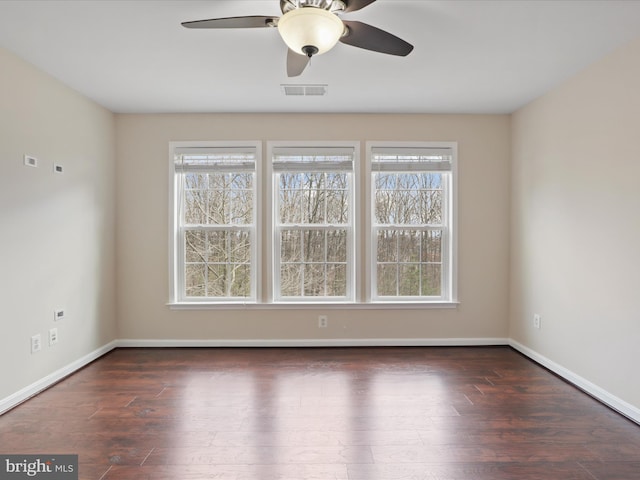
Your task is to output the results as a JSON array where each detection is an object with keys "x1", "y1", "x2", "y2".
[{"x1": 167, "y1": 301, "x2": 460, "y2": 310}]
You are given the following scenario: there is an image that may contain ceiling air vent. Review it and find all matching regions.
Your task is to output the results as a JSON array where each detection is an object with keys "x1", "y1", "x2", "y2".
[{"x1": 281, "y1": 84, "x2": 328, "y2": 96}]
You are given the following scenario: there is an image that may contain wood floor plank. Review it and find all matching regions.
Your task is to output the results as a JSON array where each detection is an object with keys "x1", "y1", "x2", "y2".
[{"x1": 0, "y1": 346, "x2": 638, "y2": 480}]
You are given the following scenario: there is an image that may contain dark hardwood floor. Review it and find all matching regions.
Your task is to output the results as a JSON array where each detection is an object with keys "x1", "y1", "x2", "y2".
[{"x1": 1, "y1": 347, "x2": 639, "y2": 479}]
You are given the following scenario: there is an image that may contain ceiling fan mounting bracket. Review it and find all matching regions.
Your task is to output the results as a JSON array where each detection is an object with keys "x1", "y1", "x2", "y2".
[{"x1": 280, "y1": 0, "x2": 346, "y2": 14}]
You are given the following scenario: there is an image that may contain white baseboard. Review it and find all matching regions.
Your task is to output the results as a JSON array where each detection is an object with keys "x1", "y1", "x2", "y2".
[
  {"x1": 0, "y1": 340, "x2": 118, "y2": 415},
  {"x1": 509, "y1": 339, "x2": 640, "y2": 425},
  {"x1": 115, "y1": 337, "x2": 509, "y2": 348}
]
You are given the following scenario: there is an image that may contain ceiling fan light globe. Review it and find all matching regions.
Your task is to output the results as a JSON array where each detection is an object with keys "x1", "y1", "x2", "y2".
[{"x1": 277, "y1": 7, "x2": 344, "y2": 56}]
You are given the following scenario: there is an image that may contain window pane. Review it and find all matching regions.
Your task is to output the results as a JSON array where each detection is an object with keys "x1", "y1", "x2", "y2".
[
  {"x1": 230, "y1": 263, "x2": 251, "y2": 297},
  {"x1": 185, "y1": 230, "x2": 205, "y2": 263},
  {"x1": 235, "y1": 190, "x2": 254, "y2": 224},
  {"x1": 185, "y1": 263, "x2": 206, "y2": 297},
  {"x1": 374, "y1": 189, "x2": 395, "y2": 224},
  {"x1": 399, "y1": 264, "x2": 420, "y2": 296},
  {"x1": 281, "y1": 230, "x2": 302, "y2": 262},
  {"x1": 184, "y1": 172, "x2": 207, "y2": 189},
  {"x1": 206, "y1": 264, "x2": 227, "y2": 297},
  {"x1": 231, "y1": 172, "x2": 253, "y2": 189},
  {"x1": 302, "y1": 173, "x2": 326, "y2": 224},
  {"x1": 326, "y1": 189, "x2": 348, "y2": 224},
  {"x1": 326, "y1": 263, "x2": 346, "y2": 296},
  {"x1": 395, "y1": 174, "x2": 418, "y2": 224},
  {"x1": 398, "y1": 230, "x2": 420, "y2": 263},
  {"x1": 304, "y1": 263, "x2": 325, "y2": 296},
  {"x1": 419, "y1": 173, "x2": 443, "y2": 224},
  {"x1": 325, "y1": 173, "x2": 348, "y2": 224},
  {"x1": 326, "y1": 172, "x2": 348, "y2": 189},
  {"x1": 327, "y1": 230, "x2": 347, "y2": 263},
  {"x1": 303, "y1": 230, "x2": 325, "y2": 263},
  {"x1": 280, "y1": 264, "x2": 302, "y2": 296},
  {"x1": 207, "y1": 174, "x2": 230, "y2": 224},
  {"x1": 184, "y1": 189, "x2": 206, "y2": 224},
  {"x1": 279, "y1": 173, "x2": 303, "y2": 224},
  {"x1": 421, "y1": 264, "x2": 441, "y2": 296},
  {"x1": 377, "y1": 230, "x2": 397, "y2": 263},
  {"x1": 375, "y1": 172, "x2": 396, "y2": 190},
  {"x1": 230, "y1": 231, "x2": 251, "y2": 264},
  {"x1": 377, "y1": 264, "x2": 397, "y2": 296},
  {"x1": 422, "y1": 230, "x2": 442, "y2": 263},
  {"x1": 230, "y1": 186, "x2": 253, "y2": 224},
  {"x1": 207, "y1": 231, "x2": 227, "y2": 263}
]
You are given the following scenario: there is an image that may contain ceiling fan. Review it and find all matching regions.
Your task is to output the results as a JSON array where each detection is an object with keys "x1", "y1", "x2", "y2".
[{"x1": 182, "y1": 0, "x2": 414, "y2": 77}]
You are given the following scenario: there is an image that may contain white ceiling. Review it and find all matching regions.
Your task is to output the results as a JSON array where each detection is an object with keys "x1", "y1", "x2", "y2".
[{"x1": 1, "y1": 0, "x2": 640, "y2": 114}]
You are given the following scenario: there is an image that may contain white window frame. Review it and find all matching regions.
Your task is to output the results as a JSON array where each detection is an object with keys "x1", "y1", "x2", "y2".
[
  {"x1": 169, "y1": 141, "x2": 261, "y2": 304},
  {"x1": 366, "y1": 141, "x2": 457, "y2": 303},
  {"x1": 266, "y1": 141, "x2": 360, "y2": 303}
]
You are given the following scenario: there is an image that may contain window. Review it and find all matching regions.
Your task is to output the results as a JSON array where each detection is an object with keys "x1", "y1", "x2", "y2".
[
  {"x1": 269, "y1": 144, "x2": 357, "y2": 302},
  {"x1": 170, "y1": 143, "x2": 260, "y2": 303},
  {"x1": 170, "y1": 141, "x2": 456, "y2": 306},
  {"x1": 368, "y1": 144, "x2": 456, "y2": 302}
]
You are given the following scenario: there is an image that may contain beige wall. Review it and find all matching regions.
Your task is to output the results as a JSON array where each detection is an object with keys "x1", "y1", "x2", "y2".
[
  {"x1": 0, "y1": 48, "x2": 117, "y2": 402},
  {"x1": 115, "y1": 113, "x2": 511, "y2": 342},
  {"x1": 510, "y1": 37, "x2": 640, "y2": 409}
]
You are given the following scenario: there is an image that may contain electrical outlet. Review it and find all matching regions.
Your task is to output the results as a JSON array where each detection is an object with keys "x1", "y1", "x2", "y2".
[
  {"x1": 49, "y1": 328, "x2": 59, "y2": 346},
  {"x1": 31, "y1": 334, "x2": 42, "y2": 354},
  {"x1": 54, "y1": 309, "x2": 65, "y2": 321},
  {"x1": 533, "y1": 314, "x2": 541, "y2": 329},
  {"x1": 318, "y1": 315, "x2": 328, "y2": 328}
]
